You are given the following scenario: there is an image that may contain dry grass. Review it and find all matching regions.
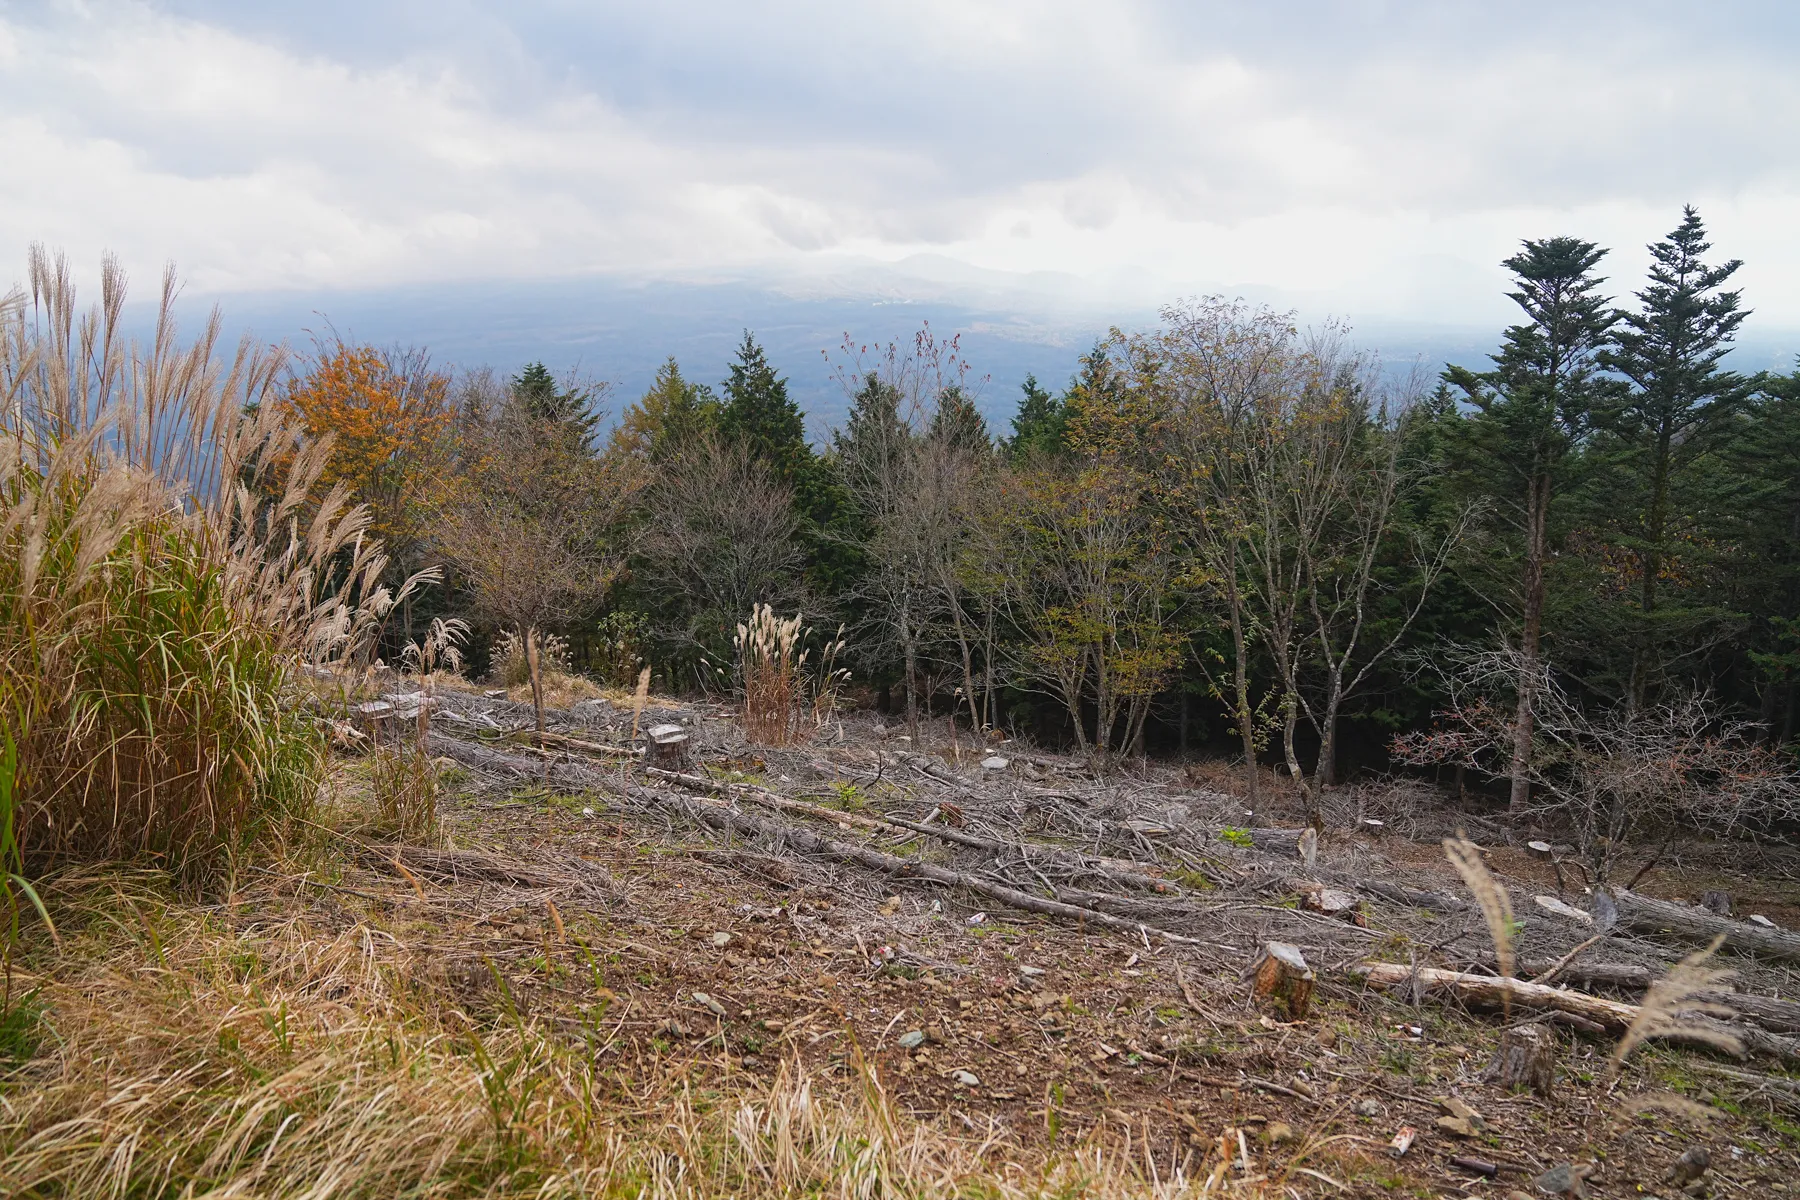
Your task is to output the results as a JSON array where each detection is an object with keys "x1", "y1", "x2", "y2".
[
  {"x1": 0, "y1": 249, "x2": 419, "y2": 884},
  {"x1": 0, "y1": 859, "x2": 1276, "y2": 1200},
  {"x1": 734, "y1": 606, "x2": 848, "y2": 747}
]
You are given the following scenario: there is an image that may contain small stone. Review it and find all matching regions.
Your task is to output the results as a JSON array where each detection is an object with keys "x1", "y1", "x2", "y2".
[
  {"x1": 692, "y1": 991, "x2": 727, "y2": 1016},
  {"x1": 952, "y1": 1069, "x2": 980, "y2": 1086},
  {"x1": 1532, "y1": 1163, "x2": 1588, "y2": 1197},
  {"x1": 711, "y1": 931, "x2": 733, "y2": 948},
  {"x1": 980, "y1": 756, "x2": 1009, "y2": 770},
  {"x1": 897, "y1": 1029, "x2": 926, "y2": 1049},
  {"x1": 580, "y1": 806, "x2": 596, "y2": 817},
  {"x1": 1266, "y1": 1120, "x2": 1296, "y2": 1145},
  {"x1": 741, "y1": 1055, "x2": 761, "y2": 1069},
  {"x1": 1434, "y1": 1115, "x2": 1474, "y2": 1137},
  {"x1": 1749, "y1": 914, "x2": 1778, "y2": 928},
  {"x1": 1018, "y1": 964, "x2": 1046, "y2": 977},
  {"x1": 1668, "y1": 1146, "x2": 1710, "y2": 1186},
  {"x1": 1354, "y1": 1098, "x2": 1384, "y2": 1117}
]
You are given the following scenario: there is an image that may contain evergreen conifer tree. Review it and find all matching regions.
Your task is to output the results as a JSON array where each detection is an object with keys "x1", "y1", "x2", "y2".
[
  {"x1": 719, "y1": 332, "x2": 809, "y2": 482},
  {"x1": 512, "y1": 361, "x2": 601, "y2": 448},
  {"x1": 1005, "y1": 373, "x2": 1065, "y2": 460},
  {"x1": 927, "y1": 384, "x2": 990, "y2": 453},
  {"x1": 1445, "y1": 236, "x2": 1618, "y2": 812},
  {"x1": 1597, "y1": 207, "x2": 1751, "y2": 704}
]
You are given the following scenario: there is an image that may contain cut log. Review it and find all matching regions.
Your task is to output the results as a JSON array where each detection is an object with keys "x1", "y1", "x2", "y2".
[
  {"x1": 1526, "y1": 840, "x2": 1556, "y2": 861},
  {"x1": 1534, "y1": 895, "x2": 1592, "y2": 924},
  {"x1": 508, "y1": 729, "x2": 639, "y2": 759},
  {"x1": 1488, "y1": 1022, "x2": 1557, "y2": 1096},
  {"x1": 1613, "y1": 888, "x2": 1800, "y2": 963},
  {"x1": 1353, "y1": 962, "x2": 1642, "y2": 1030},
  {"x1": 1297, "y1": 827, "x2": 1318, "y2": 871},
  {"x1": 1246, "y1": 942, "x2": 1315, "y2": 1019}
]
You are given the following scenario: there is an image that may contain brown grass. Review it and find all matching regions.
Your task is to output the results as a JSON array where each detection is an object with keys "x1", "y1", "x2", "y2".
[{"x1": 0, "y1": 859, "x2": 1280, "y2": 1200}]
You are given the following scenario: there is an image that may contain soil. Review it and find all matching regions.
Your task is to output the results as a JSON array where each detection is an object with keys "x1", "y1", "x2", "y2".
[{"x1": 337, "y1": 685, "x2": 1800, "y2": 1197}]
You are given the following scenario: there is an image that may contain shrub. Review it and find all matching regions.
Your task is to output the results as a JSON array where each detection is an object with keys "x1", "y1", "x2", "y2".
[{"x1": 0, "y1": 249, "x2": 418, "y2": 885}]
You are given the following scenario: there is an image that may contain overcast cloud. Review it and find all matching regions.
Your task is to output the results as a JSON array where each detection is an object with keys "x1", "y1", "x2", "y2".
[{"x1": 2, "y1": 1, "x2": 1798, "y2": 326}]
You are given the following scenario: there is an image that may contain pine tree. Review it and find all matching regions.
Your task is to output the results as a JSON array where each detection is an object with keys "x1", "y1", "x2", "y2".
[
  {"x1": 718, "y1": 332, "x2": 809, "y2": 482},
  {"x1": 1597, "y1": 207, "x2": 1751, "y2": 704},
  {"x1": 927, "y1": 384, "x2": 990, "y2": 453},
  {"x1": 1005, "y1": 373, "x2": 1065, "y2": 460},
  {"x1": 1445, "y1": 236, "x2": 1618, "y2": 812}
]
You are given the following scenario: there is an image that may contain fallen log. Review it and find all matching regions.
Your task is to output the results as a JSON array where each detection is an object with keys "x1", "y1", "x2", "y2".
[
  {"x1": 646, "y1": 767, "x2": 1185, "y2": 896},
  {"x1": 1356, "y1": 880, "x2": 1467, "y2": 912},
  {"x1": 1613, "y1": 888, "x2": 1800, "y2": 963},
  {"x1": 1353, "y1": 962, "x2": 1640, "y2": 1029},
  {"x1": 508, "y1": 729, "x2": 639, "y2": 758},
  {"x1": 629, "y1": 784, "x2": 1238, "y2": 953},
  {"x1": 1351, "y1": 961, "x2": 1800, "y2": 1065}
]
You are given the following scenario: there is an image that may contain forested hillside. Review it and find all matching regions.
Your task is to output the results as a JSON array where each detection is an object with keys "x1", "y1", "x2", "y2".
[{"x1": 290, "y1": 209, "x2": 1798, "y2": 834}]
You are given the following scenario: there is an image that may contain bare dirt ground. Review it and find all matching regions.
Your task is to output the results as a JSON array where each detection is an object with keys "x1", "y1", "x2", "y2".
[{"x1": 321, "y1": 682, "x2": 1800, "y2": 1197}]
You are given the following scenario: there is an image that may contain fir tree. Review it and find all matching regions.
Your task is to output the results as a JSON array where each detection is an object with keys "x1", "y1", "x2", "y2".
[
  {"x1": 512, "y1": 361, "x2": 601, "y2": 448},
  {"x1": 1445, "y1": 236, "x2": 1618, "y2": 811},
  {"x1": 927, "y1": 384, "x2": 990, "y2": 453},
  {"x1": 718, "y1": 331, "x2": 809, "y2": 482},
  {"x1": 1005, "y1": 372, "x2": 1065, "y2": 460},
  {"x1": 1597, "y1": 207, "x2": 1751, "y2": 703}
]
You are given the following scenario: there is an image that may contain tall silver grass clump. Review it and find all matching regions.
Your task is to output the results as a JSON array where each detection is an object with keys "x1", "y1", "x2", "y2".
[{"x1": 0, "y1": 248, "x2": 420, "y2": 882}]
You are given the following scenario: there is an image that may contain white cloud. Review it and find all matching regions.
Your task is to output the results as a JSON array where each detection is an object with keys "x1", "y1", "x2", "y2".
[{"x1": 2, "y1": 0, "x2": 1797, "y2": 328}]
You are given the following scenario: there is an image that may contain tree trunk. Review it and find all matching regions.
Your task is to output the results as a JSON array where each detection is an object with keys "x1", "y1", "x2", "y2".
[
  {"x1": 900, "y1": 589, "x2": 920, "y2": 742},
  {"x1": 1281, "y1": 688, "x2": 1316, "y2": 825},
  {"x1": 1510, "y1": 472, "x2": 1550, "y2": 814},
  {"x1": 1226, "y1": 548, "x2": 1259, "y2": 823},
  {"x1": 1317, "y1": 683, "x2": 1342, "y2": 788}
]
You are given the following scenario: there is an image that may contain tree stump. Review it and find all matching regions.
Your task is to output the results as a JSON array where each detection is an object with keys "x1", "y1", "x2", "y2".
[
  {"x1": 1246, "y1": 942, "x2": 1315, "y2": 1020},
  {"x1": 1701, "y1": 890, "x2": 1733, "y2": 917},
  {"x1": 646, "y1": 723, "x2": 694, "y2": 772},
  {"x1": 1301, "y1": 884, "x2": 1363, "y2": 924},
  {"x1": 1489, "y1": 1022, "x2": 1556, "y2": 1096}
]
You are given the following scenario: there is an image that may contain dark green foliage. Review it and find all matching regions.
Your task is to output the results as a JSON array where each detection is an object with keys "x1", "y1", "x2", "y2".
[
  {"x1": 1586, "y1": 207, "x2": 1752, "y2": 701},
  {"x1": 927, "y1": 385, "x2": 990, "y2": 453},
  {"x1": 1443, "y1": 237, "x2": 1619, "y2": 507},
  {"x1": 1005, "y1": 373, "x2": 1066, "y2": 460},
  {"x1": 719, "y1": 332, "x2": 810, "y2": 482},
  {"x1": 512, "y1": 362, "x2": 602, "y2": 448}
]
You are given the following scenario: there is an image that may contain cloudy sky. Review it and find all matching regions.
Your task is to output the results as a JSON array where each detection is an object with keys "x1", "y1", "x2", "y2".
[{"x1": 3, "y1": 0, "x2": 1797, "y2": 344}]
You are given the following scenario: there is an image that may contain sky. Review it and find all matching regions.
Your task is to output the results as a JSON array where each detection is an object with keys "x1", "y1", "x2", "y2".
[{"x1": 2, "y1": 1, "x2": 1797, "y2": 421}]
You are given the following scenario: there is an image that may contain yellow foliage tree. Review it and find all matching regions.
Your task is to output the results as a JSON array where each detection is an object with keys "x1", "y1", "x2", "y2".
[{"x1": 279, "y1": 340, "x2": 455, "y2": 577}]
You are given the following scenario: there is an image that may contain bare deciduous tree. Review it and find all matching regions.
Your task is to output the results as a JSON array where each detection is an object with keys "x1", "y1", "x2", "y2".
[
  {"x1": 1394, "y1": 646, "x2": 1800, "y2": 885},
  {"x1": 635, "y1": 432, "x2": 806, "y2": 680}
]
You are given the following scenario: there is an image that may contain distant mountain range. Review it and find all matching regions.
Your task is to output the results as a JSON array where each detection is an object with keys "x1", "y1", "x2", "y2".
[{"x1": 196, "y1": 263, "x2": 1800, "y2": 440}]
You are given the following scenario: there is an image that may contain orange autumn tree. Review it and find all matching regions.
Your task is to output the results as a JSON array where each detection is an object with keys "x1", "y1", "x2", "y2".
[{"x1": 279, "y1": 338, "x2": 455, "y2": 584}]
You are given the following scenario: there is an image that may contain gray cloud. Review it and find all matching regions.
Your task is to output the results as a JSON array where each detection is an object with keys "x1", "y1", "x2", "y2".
[{"x1": 2, "y1": 0, "x2": 1798, "y2": 326}]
